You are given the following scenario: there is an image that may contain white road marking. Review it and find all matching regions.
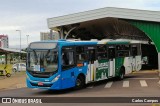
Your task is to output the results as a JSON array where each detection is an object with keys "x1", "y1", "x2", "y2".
[
  {"x1": 32, "y1": 88, "x2": 39, "y2": 90},
  {"x1": 87, "y1": 87, "x2": 93, "y2": 88},
  {"x1": 87, "y1": 85, "x2": 94, "y2": 88},
  {"x1": 16, "y1": 84, "x2": 26, "y2": 88},
  {"x1": 104, "y1": 82, "x2": 113, "y2": 88},
  {"x1": 140, "y1": 80, "x2": 148, "y2": 87},
  {"x1": 123, "y1": 81, "x2": 129, "y2": 87},
  {"x1": 129, "y1": 78, "x2": 159, "y2": 80}
]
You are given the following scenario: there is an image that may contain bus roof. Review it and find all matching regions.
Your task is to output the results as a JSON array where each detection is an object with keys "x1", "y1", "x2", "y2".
[{"x1": 31, "y1": 39, "x2": 150, "y2": 47}]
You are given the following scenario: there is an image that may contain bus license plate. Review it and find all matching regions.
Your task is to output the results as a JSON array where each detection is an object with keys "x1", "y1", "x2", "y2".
[{"x1": 38, "y1": 82, "x2": 44, "y2": 86}]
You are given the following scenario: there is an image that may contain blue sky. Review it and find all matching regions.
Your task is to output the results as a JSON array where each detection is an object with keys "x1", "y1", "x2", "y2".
[{"x1": 0, "y1": 0, "x2": 160, "y2": 48}]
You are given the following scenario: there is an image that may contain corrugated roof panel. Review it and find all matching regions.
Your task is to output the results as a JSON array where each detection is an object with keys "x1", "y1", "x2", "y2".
[{"x1": 47, "y1": 7, "x2": 160, "y2": 29}]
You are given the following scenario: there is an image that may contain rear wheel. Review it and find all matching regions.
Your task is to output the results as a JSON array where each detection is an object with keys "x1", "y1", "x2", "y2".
[
  {"x1": 118, "y1": 67, "x2": 125, "y2": 80},
  {"x1": 75, "y1": 76, "x2": 85, "y2": 89}
]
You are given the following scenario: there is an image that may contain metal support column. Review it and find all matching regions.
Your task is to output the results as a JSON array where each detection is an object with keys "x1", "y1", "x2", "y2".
[
  {"x1": 60, "y1": 27, "x2": 64, "y2": 39},
  {"x1": 158, "y1": 53, "x2": 160, "y2": 85},
  {"x1": 65, "y1": 27, "x2": 77, "y2": 39},
  {"x1": 58, "y1": 31, "x2": 61, "y2": 39},
  {"x1": 5, "y1": 53, "x2": 7, "y2": 65}
]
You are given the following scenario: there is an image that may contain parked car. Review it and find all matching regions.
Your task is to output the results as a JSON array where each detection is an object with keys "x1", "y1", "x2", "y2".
[{"x1": 12, "y1": 63, "x2": 26, "y2": 72}]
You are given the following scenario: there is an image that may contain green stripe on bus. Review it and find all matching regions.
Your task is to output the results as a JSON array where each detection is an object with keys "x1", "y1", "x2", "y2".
[{"x1": 96, "y1": 59, "x2": 109, "y2": 80}]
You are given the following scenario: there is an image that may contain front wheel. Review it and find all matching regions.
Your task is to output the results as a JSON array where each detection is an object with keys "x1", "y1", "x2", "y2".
[{"x1": 75, "y1": 76, "x2": 85, "y2": 89}]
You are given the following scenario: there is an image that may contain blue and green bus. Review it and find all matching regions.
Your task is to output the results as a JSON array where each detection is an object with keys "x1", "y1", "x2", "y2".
[{"x1": 26, "y1": 39, "x2": 143, "y2": 90}]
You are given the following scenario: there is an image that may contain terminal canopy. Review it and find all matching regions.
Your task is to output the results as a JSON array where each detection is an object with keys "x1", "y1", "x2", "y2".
[
  {"x1": 0, "y1": 48, "x2": 26, "y2": 55},
  {"x1": 47, "y1": 7, "x2": 159, "y2": 42},
  {"x1": 56, "y1": 18, "x2": 149, "y2": 40}
]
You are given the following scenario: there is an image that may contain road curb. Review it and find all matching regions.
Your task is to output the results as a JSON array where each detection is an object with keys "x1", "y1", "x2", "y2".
[{"x1": 132, "y1": 70, "x2": 158, "y2": 74}]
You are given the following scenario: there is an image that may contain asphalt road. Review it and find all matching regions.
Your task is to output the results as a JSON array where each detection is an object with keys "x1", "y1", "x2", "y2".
[{"x1": 0, "y1": 71, "x2": 160, "y2": 106}]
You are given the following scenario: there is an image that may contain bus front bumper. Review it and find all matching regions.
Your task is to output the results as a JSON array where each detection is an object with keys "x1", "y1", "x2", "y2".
[{"x1": 26, "y1": 78, "x2": 61, "y2": 90}]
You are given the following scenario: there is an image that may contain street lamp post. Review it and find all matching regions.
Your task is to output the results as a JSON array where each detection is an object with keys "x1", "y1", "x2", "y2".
[
  {"x1": 26, "y1": 35, "x2": 29, "y2": 46},
  {"x1": 16, "y1": 30, "x2": 21, "y2": 64}
]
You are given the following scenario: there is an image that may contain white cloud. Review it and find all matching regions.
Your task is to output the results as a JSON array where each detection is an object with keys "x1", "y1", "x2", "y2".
[
  {"x1": 0, "y1": 13, "x2": 50, "y2": 48},
  {"x1": 0, "y1": 26, "x2": 23, "y2": 31}
]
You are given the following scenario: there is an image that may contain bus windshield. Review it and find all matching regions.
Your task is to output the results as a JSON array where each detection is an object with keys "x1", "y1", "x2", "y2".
[
  {"x1": 27, "y1": 42, "x2": 58, "y2": 75},
  {"x1": 27, "y1": 49, "x2": 58, "y2": 73}
]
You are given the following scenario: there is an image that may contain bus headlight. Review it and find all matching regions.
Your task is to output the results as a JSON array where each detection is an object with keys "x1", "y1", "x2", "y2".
[
  {"x1": 26, "y1": 74, "x2": 30, "y2": 80},
  {"x1": 52, "y1": 75, "x2": 60, "y2": 83}
]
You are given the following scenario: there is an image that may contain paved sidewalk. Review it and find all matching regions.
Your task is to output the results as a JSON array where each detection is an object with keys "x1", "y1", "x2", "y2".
[
  {"x1": 132, "y1": 70, "x2": 159, "y2": 74},
  {"x1": 0, "y1": 72, "x2": 26, "y2": 90}
]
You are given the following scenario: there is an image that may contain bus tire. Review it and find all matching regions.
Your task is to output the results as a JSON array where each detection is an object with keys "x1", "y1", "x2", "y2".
[
  {"x1": 75, "y1": 75, "x2": 85, "y2": 89},
  {"x1": 118, "y1": 67, "x2": 125, "y2": 80},
  {"x1": 6, "y1": 73, "x2": 11, "y2": 77}
]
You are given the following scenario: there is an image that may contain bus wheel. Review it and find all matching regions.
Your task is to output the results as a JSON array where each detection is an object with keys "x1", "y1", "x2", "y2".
[
  {"x1": 75, "y1": 76, "x2": 85, "y2": 89},
  {"x1": 6, "y1": 73, "x2": 11, "y2": 77},
  {"x1": 118, "y1": 67, "x2": 125, "y2": 80}
]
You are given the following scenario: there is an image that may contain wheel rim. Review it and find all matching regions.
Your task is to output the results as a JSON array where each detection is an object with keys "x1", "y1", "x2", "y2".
[
  {"x1": 76, "y1": 79, "x2": 81, "y2": 87},
  {"x1": 120, "y1": 73, "x2": 124, "y2": 79}
]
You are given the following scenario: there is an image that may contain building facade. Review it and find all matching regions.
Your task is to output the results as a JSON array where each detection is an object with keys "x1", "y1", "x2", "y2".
[
  {"x1": 0, "y1": 35, "x2": 9, "y2": 48},
  {"x1": 40, "y1": 31, "x2": 59, "y2": 41}
]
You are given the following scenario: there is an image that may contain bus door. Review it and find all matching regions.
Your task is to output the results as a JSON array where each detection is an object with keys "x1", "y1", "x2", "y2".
[
  {"x1": 86, "y1": 46, "x2": 96, "y2": 82},
  {"x1": 126, "y1": 53, "x2": 133, "y2": 74},
  {"x1": 61, "y1": 46, "x2": 75, "y2": 89},
  {"x1": 131, "y1": 44, "x2": 141, "y2": 71},
  {"x1": 108, "y1": 46, "x2": 115, "y2": 77},
  {"x1": 117, "y1": 44, "x2": 132, "y2": 74}
]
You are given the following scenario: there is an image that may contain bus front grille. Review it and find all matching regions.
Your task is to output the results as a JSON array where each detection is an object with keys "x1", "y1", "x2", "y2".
[{"x1": 30, "y1": 82, "x2": 53, "y2": 87}]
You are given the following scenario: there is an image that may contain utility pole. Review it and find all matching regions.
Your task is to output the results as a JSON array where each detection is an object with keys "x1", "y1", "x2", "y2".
[
  {"x1": 16, "y1": 30, "x2": 21, "y2": 71},
  {"x1": 26, "y1": 35, "x2": 29, "y2": 46}
]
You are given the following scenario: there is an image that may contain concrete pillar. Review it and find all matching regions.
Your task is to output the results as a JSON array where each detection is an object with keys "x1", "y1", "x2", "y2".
[
  {"x1": 58, "y1": 31, "x2": 61, "y2": 39},
  {"x1": 158, "y1": 53, "x2": 160, "y2": 85},
  {"x1": 60, "y1": 27, "x2": 64, "y2": 39},
  {"x1": 5, "y1": 53, "x2": 7, "y2": 64},
  {"x1": 159, "y1": 53, "x2": 160, "y2": 70}
]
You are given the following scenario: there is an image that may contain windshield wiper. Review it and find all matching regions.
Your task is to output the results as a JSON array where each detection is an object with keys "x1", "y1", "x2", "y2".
[{"x1": 33, "y1": 50, "x2": 38, "y2": 63}]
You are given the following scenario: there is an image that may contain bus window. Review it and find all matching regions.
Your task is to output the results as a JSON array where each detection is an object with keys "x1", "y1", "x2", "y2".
[
  {"x1": 116, "y1": 45, "x2": 130, "y2": 57},
  {"x1": 86, "y1": 47, "x2": 96, "y2": 64},
  {"x1": 76, "y1": 46, "x2": 86, "y2": 63},
  {"x1": 116, "y1": 45, "x2": 130, "y2": 51},
  {"x1": 62, "y1": 47, "x2": 75, "y2": 70},
  {"x1": 108, "y1": 46, "x2": 115, "y2": 59},
  {"x1": 132, "y1": 46, "x2": 138, "y2": 56},
  {"x1": 97, "y1": 45, "x2": 107, "y2": 60}
]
